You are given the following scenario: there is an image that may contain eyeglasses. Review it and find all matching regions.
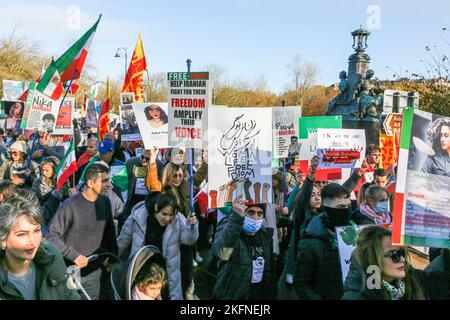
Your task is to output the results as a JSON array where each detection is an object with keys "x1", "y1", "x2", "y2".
[{"x1": 384, "y1": 248, "x2": 407, "y2": 263}]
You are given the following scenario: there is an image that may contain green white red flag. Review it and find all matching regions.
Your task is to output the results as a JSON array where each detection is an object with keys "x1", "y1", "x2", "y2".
[
  {"x1": 36, "y1": 15, "x2": 101, "y2": 100},
  {"x1": 56, "y1": 139, "x2": 78, "y2": 190}
]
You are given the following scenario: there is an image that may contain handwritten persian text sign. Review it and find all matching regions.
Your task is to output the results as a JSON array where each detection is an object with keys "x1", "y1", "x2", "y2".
[
  {"x1": 316, "y1": 128, "x2": 366, "y2": 169},
  {"x1": 168, "y1": 72, "x2": 211, "y2": 148}
]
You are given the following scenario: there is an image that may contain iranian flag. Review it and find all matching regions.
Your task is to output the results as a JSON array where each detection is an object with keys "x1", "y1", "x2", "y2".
[
  {"x1": 36, "y1": 15, "x2": 101, "y2": 100},
  {"x1": 391, "y1": 107, "x2": 414, "y2": 245},
  {"x1": 56, "y1": 139, "x2": 78, "y2": 190}
]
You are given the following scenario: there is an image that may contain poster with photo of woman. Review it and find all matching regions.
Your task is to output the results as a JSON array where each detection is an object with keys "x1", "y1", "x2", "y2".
[
  {"x1": 132, "y1": 103, "x2": 169, "y2": 148},
  {"x1": 392, "y1": 108, "x2": 450, "y2": 248}
]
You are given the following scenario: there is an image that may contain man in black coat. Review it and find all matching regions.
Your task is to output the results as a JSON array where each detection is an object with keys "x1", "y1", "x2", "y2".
[
  {"x1": 212, "y1": 196, "x2": 277, "y2": 300},
  {"x1": 294, "y1": 183, "x2": 353, "y2": 300}
]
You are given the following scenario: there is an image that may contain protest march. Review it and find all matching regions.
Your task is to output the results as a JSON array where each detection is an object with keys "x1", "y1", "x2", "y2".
[{"x1": 0, "y1": 2, "x2": 449, "y2": 304}]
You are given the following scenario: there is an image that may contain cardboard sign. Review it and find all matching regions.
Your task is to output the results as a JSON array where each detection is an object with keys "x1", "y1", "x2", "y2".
[
  {"x1": 316, "y1": 129, "x2": 366, "y2": 169},
  {"x1": 168, "y1": 72, "x2": 211, "y2": 149}
]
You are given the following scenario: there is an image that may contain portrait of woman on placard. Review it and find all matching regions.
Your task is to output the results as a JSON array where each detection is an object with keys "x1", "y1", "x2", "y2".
[
  {"x1": 421, "y1": 117, "x2": 450, "y2": 177},
  {"x1": 144, "y1": 104, "x2": 168, "y2": 129},
  {"x1": 7, "y1": 102, "x2": 23, "y2": 119}
]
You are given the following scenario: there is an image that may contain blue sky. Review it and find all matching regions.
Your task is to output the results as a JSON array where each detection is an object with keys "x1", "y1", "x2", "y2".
[{"x1": 0, "y1": 0, "x2": 449, "y2": 93}]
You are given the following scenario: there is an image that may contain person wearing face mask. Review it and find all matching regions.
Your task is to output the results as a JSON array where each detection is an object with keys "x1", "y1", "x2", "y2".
[
  {"x1": 352, "y1": 185, "x2": 391, "y2": 225},
  {"x1": 293, "y1": 183, "x2": 353, "y2": 300},
  {"x1": 212, "y1": 195, "x2": 277, "y2": 300}
]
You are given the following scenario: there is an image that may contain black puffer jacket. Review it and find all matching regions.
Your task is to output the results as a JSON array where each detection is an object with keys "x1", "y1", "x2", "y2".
[
  {"x1": 342, "y1": 251, "x2": 449, "y2": 300},
  {"x1": 212, "y1": 212, "x2": 276, "y2": 300},
  {"x1": 293, "y1": 213, "x2": 343, "y2": 300}
]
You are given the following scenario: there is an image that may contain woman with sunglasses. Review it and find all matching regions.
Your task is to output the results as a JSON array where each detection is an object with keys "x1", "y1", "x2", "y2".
[
  {"x1": 343, "y1": 225, "x2": 446, "y2": 300},
  {"x1": 31, "y1": 157, "x2": 60, "y2": 205},
  {"x1": 0, "y1": 141, "x2": 39, "y2": 189}
]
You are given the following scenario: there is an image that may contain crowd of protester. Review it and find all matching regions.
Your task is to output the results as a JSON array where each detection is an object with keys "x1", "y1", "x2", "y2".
[{"x1": 0, "y1": 121, "x2": 448, "y2": 300}]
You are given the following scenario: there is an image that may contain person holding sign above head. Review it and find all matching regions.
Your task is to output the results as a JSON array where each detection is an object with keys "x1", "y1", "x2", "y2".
[
  {"x1": 342, "y1": 225, "x2": 449, "y2": 300},
  {"x1": 144, "y1": 104, "x2": 168, "y2": 129},
  {"x1": 147, "y1": 148, "x2": 207, "y2": 300},
  {"x1": 212, "y1": 195, "x2": 277, "y2": 300}
]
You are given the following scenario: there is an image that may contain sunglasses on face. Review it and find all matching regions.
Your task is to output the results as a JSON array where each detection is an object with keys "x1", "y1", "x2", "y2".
[
  {"x1": 141, "y1": 155, "x2": 151, "y2": 161},
  {"x1": 384, "y1": 248, "x2": 407, "y2": 263},
  {"x1": 11, "y1": 151, "x2": 20, "y2": 156}
]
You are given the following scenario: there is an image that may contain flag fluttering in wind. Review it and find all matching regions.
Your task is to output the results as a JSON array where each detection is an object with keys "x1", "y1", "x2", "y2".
[
  {"x1": 122, "y1": 33, "x2": 147, "y2": 102},
  {"x1": 36, "y1": 15, "x2": 102, "y2": 100},
  {"x1": 99, "y1": 78, "x2": 111, "y2": 141},
  {"x1": 56, "y1": 139, "x2": 78, "y2": 190}
]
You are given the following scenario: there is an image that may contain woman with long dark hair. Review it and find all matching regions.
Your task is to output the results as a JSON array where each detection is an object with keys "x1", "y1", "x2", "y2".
[
  {"x1": 422, "y1": 117, "x2": 450, "y2": 177},
  {"x1": 117, "y1": 191, "x2": 198, "y2": 300}
]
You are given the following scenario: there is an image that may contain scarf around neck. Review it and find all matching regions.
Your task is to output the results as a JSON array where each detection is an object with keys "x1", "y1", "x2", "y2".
[
  {"x1": 382, "y1": 279, "x2": 405, "y2": 300},
  {"x1": 360, "y1": 202, "x2": 391, "y2": 225}
]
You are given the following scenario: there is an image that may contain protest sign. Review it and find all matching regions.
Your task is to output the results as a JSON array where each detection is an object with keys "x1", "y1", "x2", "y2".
[
  {"x1": 1, "y1": 101, "x2": 25, "y2": 129},
  {"x1": 85, "y1": 100, "x2": 98, "y2": 128},
  {"x1": 23, "y1": 86, "x2": 61, "y2": 133},
  {"x1": 392, "y1": 108, "x2": 450, "y2": 248},
  {"x1": 316, "y1": 128, "x2": 366, "y2": 169},
  {"x1": 272, "y1": 106, "x2": 301, "y2": 159},
  {"x1": 379, "y1": 131, "x2": 400, "y2": 170},
  {"x1": 336, "y1": 224, "x2": 376, "y2": 283},
  {"x1": 132, "y1": 102, "x2": 169, "y2": 149},
  {"x1": 53, "y1": 97, "x2": 75, "y2": 135},
  {"x1": 2, "y1": 80, "x2": 29, "y2": 101},
  {"x1": 208, "y1": 107, "x2": 272, "y2": 209},
  {"x1": 120, "y1": 92, "x2": 140, "y2": 141},
  {"x1": 120, "y1": 104, "x2": 141, "y2": 141},
  {"x1": 299, "y1": 116, "x2": 343, "y2": 180},
  {"x1": 168, "y1": 72, "x2": 211, "y2": 149},
  {"x1": 121, "y1": 92, "x2": 135, "y2": 105}
]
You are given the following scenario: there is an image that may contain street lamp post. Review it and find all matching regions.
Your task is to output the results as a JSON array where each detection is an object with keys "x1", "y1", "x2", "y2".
[{"x1": 115, "y1": 47, "x2": 128, "y2": 80}]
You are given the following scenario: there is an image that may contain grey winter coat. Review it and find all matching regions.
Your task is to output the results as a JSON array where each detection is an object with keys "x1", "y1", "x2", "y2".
[{"x1": 116, "y1": 201, "x2": 199, "y2": 300}]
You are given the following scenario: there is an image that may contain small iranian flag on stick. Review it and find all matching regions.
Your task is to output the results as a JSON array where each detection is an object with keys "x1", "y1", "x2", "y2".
[{"x1": 56, "y1": 139, "x2": 78, "y2": 190}]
